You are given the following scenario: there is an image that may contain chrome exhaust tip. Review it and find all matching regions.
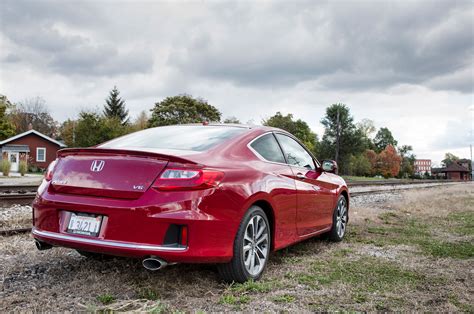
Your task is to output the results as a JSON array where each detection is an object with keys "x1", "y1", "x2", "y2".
[
  {"x1": 35, "y1": 239, "x2": 52, "y2": 251},
  {"x1": 142, "y1": 257, "x2": 168, "y2": 271}
]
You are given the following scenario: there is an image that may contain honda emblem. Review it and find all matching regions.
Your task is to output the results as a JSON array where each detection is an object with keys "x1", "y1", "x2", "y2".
[{"x1": 90, "y1": 160, "x2": 105, "y2": 172}]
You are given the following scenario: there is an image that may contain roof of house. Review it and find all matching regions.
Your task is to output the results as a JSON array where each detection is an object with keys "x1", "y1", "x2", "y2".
[
  {"x1": 0, "y1": 129, "x2": 67, "y2": 148},
  {"x1": 434, "y1": 163, "x2": 470, "y2": 173},
  {"x1": 1, "y1": 144, "x2": 30, "y2": 152}
]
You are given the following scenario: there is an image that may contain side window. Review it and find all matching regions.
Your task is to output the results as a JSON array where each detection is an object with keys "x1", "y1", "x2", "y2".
[
  {"x1": 275, "y1": 134, "x2": 315, "y2": 170},
  {"x1": 36, "y1": 147, "x2": 46, "y2": 162},
  {"x1": 250, "y1": 134, "x2": 286, "y2": 163}
]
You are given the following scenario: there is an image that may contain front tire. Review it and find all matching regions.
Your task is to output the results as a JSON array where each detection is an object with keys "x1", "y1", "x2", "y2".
[
  {"x1": 218, "y1": 206, "x2": 271, "y2": 283},
  {"x1": 327, "y1": 195, "x2": 348, "y2": 242}
]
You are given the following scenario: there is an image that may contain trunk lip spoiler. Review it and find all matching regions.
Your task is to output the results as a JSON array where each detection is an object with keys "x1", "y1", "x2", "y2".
[{"x1": 57, "y1": 147, "x2": 197, "y2": 165}]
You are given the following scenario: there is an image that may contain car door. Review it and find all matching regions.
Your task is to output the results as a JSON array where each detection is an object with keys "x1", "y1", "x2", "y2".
[
  {"x1": 248, "y1": 133, "x2": 299, "y2": 247},
  {"x1": 274, "y1": 133, "x2": 334, "y2": 236}
]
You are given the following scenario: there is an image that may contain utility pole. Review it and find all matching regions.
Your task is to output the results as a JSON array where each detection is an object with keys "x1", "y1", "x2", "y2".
[
  {"x1": 471, "y1": 144, "x2": 473, "y2": 181},
  {"x1": 72, "y1": 120, "x2": 76, "y2": 147},
  {"x1": 335, "y1": 108, "x2": 340, "y2": 164}
]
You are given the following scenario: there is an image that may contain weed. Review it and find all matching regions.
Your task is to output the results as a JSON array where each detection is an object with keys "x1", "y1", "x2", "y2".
[
  {"x1": 309, "y1": 256, "x2": 424, "y2": 293},
  {"x1": 96, "y1": 294, "x2": 115, "y2": 305},
  {"x1": 138, "y1": 287, "x2": 159, "y2": 300},
  {"x1": 448, "y1": 293, "x2": 474, "y2": 312},
  {"x1": 296, "y1": 273, "x2": 319, "y2": 288},
  {"x1": 273, "y1": 294, "x2": 296, "y2": 303},
  {"x1": 446, "y1": 211, "x2": 474, "y2": 236},
  {"x1": 149, "y1": 301, "x2": 168, "y2": 313},
  {"x1": 219, "y1": 294, "x2": 251, "y2": 305},
  {"x1": 422, "y1": 240, "x2": 474, "y2": 259},
  {"x1": 378, "y1": 211, "x2": 399, "y2": 224}
]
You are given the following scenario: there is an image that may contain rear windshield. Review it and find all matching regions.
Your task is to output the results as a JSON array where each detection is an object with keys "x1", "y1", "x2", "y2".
[{"x1": 99, "y1": 125, "x2": 247, "y2": 152}]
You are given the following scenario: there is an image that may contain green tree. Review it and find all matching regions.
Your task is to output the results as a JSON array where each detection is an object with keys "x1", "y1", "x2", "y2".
[
  {"x1": 441, "y1": 153, "x2": 460, "y2": 167},
  {"x1": 319, "y1": 104, "x2": 365, "y2": 174},
  {"x1": 74, "y1": 111, "x2": 129, "y2": 147},
  {"x1": 103, "y1": 86, "x2": 129, "y2": 125},
  {"x1": 0, "y1": 95, "x2": 15, "y2": 140},
  {"x1": 148, "y1": 94, "x2": 221, "y2": 127},
  {"x1": 263, "y1": 112, "x2": 319, "y2": 154},
  {"x1": 398, "y1": 145, "x2": 416, "y2": 178},
  {"x1": 374, "y1": 127, "x2": 398, "y2": 152},
  {"x1": 58, "y1": 119, "x2": 76, "y2": 147},
  {"x1": 74, "y1": 112, "x2": 104, "y2": 147},
  {"x1": 348, "y1": 154, "x2": 372, "y2": 176}
]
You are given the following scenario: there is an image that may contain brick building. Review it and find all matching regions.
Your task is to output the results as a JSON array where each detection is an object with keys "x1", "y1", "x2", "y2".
[
  {"x1": 414, "y1": 159, "x2": 431, "y2": 175},
  {"x1": 432, "y1": 163, "x2": 471, "y2": 181}
]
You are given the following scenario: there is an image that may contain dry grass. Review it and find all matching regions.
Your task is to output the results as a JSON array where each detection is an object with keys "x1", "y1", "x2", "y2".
[{"x1": 0, "y1": 184, "x2": 473, "y2": 312}]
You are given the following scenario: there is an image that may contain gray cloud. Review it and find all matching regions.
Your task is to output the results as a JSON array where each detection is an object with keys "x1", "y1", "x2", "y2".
[
  {"x1": 168, "y1": 1, "x2": 473, "y2": 93},
  {"x1": 1, "y1": 0, "x2": 471, "y2": 91},
  {"x1": 0, "y1": 0, "x2": 472, "y2": 164},
  {"x1": 0, "y1": 0, "x2": 154, "y2": 76}
]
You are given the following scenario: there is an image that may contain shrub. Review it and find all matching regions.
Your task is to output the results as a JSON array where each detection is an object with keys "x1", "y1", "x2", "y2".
[
  {"x1": 19, "y1": 160, "x2": 28, "y2": 176},
  {"x1": 1, "y1": 159, "x2": 11, "y2": 176}
]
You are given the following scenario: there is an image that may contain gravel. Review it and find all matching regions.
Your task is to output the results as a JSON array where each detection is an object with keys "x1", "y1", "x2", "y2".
[
  {"x1": 0, "y1": 205, "x2": 31, "y2": 230},
  {"x1": 0, "y1": 205, "x2": 31, "y2": 221}
]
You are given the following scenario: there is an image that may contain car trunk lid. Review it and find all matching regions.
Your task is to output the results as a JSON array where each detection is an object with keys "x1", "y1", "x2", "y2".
[{"x1": 49, "y1": 148, "x2": 196, "y2": 199}]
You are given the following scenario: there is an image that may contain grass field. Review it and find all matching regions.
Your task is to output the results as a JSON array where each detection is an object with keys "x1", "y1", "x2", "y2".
[{"x1": 0, "y1": 184, "x2": 473, "y2": 312}]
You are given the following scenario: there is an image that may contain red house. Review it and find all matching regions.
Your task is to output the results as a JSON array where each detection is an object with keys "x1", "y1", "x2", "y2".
[
  {"x1": 0, "y1": 129, "x2": 66, "y2": 172},
  {"x1": 432, "y1": 163, "x2": 471, "y2": 181}
]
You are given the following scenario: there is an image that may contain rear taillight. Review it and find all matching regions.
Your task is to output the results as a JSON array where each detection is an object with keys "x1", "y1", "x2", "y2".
[
  {"x1": 153, "y1": 168, "x2": 224, "y2": 191},
  {"x1": 44, "y1": 159, "x2": 58, "y2": 181}
]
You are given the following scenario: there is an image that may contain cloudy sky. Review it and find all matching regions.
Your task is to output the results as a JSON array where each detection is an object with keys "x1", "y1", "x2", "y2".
[{"x1": 0, "y1": 0, "x2": 472, "y2": 164}]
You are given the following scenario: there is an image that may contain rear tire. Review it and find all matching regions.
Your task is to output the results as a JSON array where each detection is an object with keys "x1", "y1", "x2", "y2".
[
  {"x1": 218, "y1": 206, "x2": 271, "y2": 283},
  {"x1": 327, "y1": 195, "x2": 348, "y2": 242}
]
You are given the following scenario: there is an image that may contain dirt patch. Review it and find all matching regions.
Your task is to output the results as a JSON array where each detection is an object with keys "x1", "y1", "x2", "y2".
[{"x1": 1, "y1": 184, "x2": 473, "y2": 311}]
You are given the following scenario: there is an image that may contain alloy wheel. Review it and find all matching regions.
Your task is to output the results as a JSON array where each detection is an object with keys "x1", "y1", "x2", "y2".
[
  {"x1": 336, "y1": 198, "x2": 347, "y2": 238},
  {"x1": 242, "y1": 214, "x2": 269, "y2": 276}
]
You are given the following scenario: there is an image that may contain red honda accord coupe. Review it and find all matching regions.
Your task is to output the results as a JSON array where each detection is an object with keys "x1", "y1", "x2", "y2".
[{"x1": 32, "y1": 124, "x2": 349, "y2": 282}]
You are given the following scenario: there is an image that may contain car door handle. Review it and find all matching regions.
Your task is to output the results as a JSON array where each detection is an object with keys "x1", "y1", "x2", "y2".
[{"x1": 296, "y1": 173, "x2": 306, "y2": 180}]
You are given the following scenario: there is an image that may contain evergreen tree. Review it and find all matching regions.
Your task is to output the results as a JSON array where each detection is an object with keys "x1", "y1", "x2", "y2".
[
  {"x1": 319, "y1": 104, "x2": 366, "y2": 174},
  {"x1": 103, "y1": 86, "x2": 129, "y2": 125}
]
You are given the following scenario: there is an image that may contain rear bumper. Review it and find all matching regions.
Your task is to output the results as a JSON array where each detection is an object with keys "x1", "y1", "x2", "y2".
[
  {"x1": 32, "y1": 182, "x2": 241, "y2": 263},
  {"x1": 32, "y1": 228, "x2": 186, "y2": 252}
]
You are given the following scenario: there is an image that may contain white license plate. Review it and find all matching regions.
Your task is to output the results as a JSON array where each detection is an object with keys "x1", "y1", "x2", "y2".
[{"x1": 67, "y1": 213, "x2": 103, "y2": 237}]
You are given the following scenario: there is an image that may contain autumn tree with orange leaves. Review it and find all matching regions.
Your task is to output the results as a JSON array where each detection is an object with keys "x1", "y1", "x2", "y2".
[{"x1": 365, "y1": 145, "x2": 402, "y2": 177}]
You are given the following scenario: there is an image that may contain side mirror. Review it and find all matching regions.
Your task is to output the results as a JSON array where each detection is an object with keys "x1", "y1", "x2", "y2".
[{"x1": 322, "y1": 160, "x2": 338, "y2": 174}]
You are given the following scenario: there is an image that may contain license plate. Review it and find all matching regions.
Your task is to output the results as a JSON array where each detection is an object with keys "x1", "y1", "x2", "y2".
[{"x1": 67, "y1": 213, "x2": 103, "y2": 237}]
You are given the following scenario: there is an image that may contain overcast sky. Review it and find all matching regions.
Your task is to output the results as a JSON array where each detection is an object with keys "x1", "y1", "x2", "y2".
[{"x1": 0, "y1": 0, "x2": 472, "y2": 164}]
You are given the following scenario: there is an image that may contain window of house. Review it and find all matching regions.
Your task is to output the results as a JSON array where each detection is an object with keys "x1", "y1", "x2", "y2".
[{"x1": 36, "y1": 147, "x2": 46, "y2": 162}]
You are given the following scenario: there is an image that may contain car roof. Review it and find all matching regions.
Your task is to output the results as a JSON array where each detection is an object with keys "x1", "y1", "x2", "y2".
[{"x1": 188, "y1": 123, "x2": 286, "y2": 133}]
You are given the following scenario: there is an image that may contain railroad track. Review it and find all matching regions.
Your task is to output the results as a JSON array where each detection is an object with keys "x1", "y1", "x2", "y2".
[
  {"x1": 0, "y1": 181, "x2": 464, "y2": 237},
  {"x1": 346, "y1": 179, "x2": 453, "y2": 187},
  {"x1": 0, "y1": 184, "x2": 40, "y2": 194},
  {"x1": 0, "y1": 193, "x2": 36, "y2": 206},
  {"x1": 0, "y1": 227, "x2": 31, "y2": 236}
]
